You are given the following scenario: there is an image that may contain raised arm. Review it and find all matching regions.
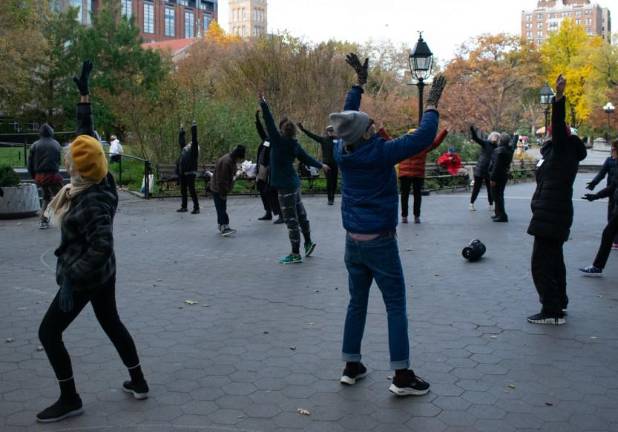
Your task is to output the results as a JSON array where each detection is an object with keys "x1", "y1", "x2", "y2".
[
  {"x1": 255, "y1": 110, "x2": 268, "y2": 142},
  {"x1": 190, "y1": 122, "x2": 198, "y2": 163},
  {"x1": 73, "y1": 60, "x2": 95, "y2": 138},
  {"x1": 550, "y1": 75, "x2": 567, "y2": 152},
  {"x1": 259, "y1": 97, "x2": 281, "y2": 142},
  {"x1": 469, "y1": 126, "x2": 486, "y2": 147},
  {"x1": 298, "y1": 123, "x2": 327, "y2": 144},
  {"x1": 178, "y1": 126, "x2": 186, "y2": 151},
  {"x1": 343, "y1": 53, "x2": 368, "y2": 111}
]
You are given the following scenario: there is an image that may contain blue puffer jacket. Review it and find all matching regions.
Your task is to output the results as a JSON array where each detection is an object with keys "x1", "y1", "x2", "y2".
[{"x1": 334, "y1": 86, "x2": 439, "y2": 234}]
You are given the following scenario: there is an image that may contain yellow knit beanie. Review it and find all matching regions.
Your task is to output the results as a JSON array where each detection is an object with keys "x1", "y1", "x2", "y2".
[{"x1": 70, "y1": 135, "x2": 108, "y2": 182}]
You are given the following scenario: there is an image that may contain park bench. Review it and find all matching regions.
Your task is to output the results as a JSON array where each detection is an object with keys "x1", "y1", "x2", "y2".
[
  {"x1": 155, "y1": 164, "x2": 178, "y2": 192},
  {"x1": 424, "y1": 163, "x2": 471, "y2": 192}
]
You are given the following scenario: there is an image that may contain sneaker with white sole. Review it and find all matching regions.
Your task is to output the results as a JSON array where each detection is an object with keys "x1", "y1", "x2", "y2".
[
  {"x1": 36, "y1": 396, "x2": 83, "y2": 423},
  {"x1": 340, "y1": 362, "x2": 368, "y2": 385},
  {"x1": 579, "y1": 265, "x2": 603, "y2": 277},
  {"x1": 527, "y1": 311, "x2": 565, "y2": 325},
  {"x1": 221, "y1": 227, "x2": 236, "y2": 237},
  {"x1": 122, "y1": 380, "x2": 149, "y2": 400},
  {"x1": 389, "y1": 370, "x2": 430, "y2": 396}
]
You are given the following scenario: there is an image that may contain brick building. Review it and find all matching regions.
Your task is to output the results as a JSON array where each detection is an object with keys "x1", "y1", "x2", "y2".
[
  {"x1": 52, "y1": 0, "x2": 218, "y2": 43},
  {"x1": 229, "y1": 0, "x2": 267, "y2": 38},
  {"x1": 521, "y1": 0, "x2": 612, "y2": 45}
]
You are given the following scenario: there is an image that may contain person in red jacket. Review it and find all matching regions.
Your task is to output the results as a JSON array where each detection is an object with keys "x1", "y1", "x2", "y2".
[{"x1": 379, "y1": 128, "x2": 448, "y2": 224}]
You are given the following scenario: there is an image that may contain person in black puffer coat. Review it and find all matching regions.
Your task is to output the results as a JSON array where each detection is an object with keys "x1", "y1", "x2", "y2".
[
  {"x1": 489, "y1": 133, "x2": 517, "y2": 222},
  {"x1": 469, "y1": 127, "x2": 499, "y2": 211},
  {"x1": 580, "y1": 139, "x2": 618, "y2": 276},
  {"x1": 527, "y1": 75, "x2": 587, "y2": 326},
  {"x1": 176, "y1": 122, "x2": 200, "y2": 214},
  {"x1": 36, "y1": 61, "x2": 148, "y2": 424}
]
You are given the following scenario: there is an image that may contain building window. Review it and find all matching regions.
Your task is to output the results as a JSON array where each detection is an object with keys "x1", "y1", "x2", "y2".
[
  {"x1": 185, "y1": 10, "x2": 194, "y2": 38},
  {"x1": 527, "y1": 31, "x2": 532, "y2": 38},
  {"x1": 165, "y1": 7, "x2": 175, "y2": 37},
  {"x1": 537, "y1": 22, "x2": 543, "y2": 29},
  {"x1": 179, "y1": 0, "x2": 188, "y2": 6},
  {"x1": 526, "y1": 14, "x2": 532, "y2": 22},
  {"x1": 143, "y1": 2, "x2": 154, "y2": 33},
  {"x1": 203, "y1": 14, "x2": 211, "y2": 32},
  {"x1": 121, "y1": 0, "x2": 132, "y2": 18},
  {"x1": 537, "y1": 13, "x2": 543, "y2": 19}
]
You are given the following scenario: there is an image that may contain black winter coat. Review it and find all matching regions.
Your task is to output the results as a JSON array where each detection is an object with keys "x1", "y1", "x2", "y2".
[
  {"x1": 594, "y1": 162, "x2": 618, "y2": 208},
  {"x1": 28, "y1": 124, "x2": 61, "y2": 177},
  {"x1": 489, "y1": 134, "x2": 517, "y2": 183},
  {"x1": 527, "y1": 97, "x2": 587, "y2": 242},
  {"x1": 176, "y1": 125, "x2": 199, "y2": 175},
  {"x1": 589, "y1": 157, "x2": 617, "y2": 189},
  {"x1": 470, "y1": 127, "x2": 496, "y2": 178},
  {"x1": 299, "y1": 125, "x2": 336, "y2": 165}
]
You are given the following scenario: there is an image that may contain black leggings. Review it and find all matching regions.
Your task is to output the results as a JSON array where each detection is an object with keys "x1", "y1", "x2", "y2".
[
  {"x1": 326, "y1": 165, "x2": 339, "y2": 202},
  {"x1": 257, "y1": 180, "x2": 280, "y2": 216},
  {"x1": 39, "y1": 280, "x2": 140, "y2": 380},
  {"x1": 470, "y1": 176, "x2": 493, "y2": 205},
  {"x1": 532, "y1": 236, "x2": 568, "y2": 314},
  {"x1": 400, "y1": 177, "x2": 424, "y2": 218},
  {"x1": 180, "y1": 174, "x2": 199, "y2": 210},
  {"x1": 593, "y1": 209, "x2": 618, "y2": 270}
]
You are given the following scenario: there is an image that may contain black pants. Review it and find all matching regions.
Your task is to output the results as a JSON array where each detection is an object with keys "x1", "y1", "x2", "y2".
[
  {"x1": 492, "y1": 180, "x2": 507, "y2": 219},
  {"x1": 279, "y1": 189, "x2": 310, "y2": 254},
  {"x1": 608, "y1": 196, "x2": 618, "y2": 244},
  {"x1": 399, "y1": 177, "x2": 424, "y2": 218},
  {"x1": 470, "y1": 176, "x2": 493, "y2": 205},
  {"x1": 39, "y1": 280, "x2": 140, "y2": 380},
  {"x1": 180, "y1": 174, "x2": 199, "y2": 210},
  {"x1": 212, "y1": 192, "x2": 229, "y2": 226},
  {"x1": 326, "y1": 164, "x2": 339, "y2": 203},
  {"x1": 40, "y1": 182, "x2": 63, "y2": 222},
  {"x1": 531, "y1": 236, "x2": 568, "y2": 314},
  {"x1": 593, "y1": 209, "x2": 618, "y2": 270},
  {"x1": 257, "y1": 180, "x2": 280, "y2": 216}
]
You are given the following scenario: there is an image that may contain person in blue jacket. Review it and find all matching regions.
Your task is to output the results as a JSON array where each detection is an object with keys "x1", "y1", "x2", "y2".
[
  {"x1": 331, "y1": 53, "x2": 446, "y2": 397},
  {"x1": 258, "y1": 94, "x2": 330, "y2": 264}
]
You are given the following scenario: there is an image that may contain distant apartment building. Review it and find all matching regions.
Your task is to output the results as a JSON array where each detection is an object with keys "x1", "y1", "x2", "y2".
[
  {"x1": 521, "y1": 0, "x2": 612, "y2": 45},
  {"x1": 229, "y1": 0, "x2": 267, "y2": 38},
  {"x1": 52, "y1": 0, "x2": 218, "y2": 43}
]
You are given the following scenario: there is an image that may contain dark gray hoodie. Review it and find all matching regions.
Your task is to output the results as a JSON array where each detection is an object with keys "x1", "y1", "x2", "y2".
[{"x1": 28, "y1": 124, "x2": 61, "y2": 177}]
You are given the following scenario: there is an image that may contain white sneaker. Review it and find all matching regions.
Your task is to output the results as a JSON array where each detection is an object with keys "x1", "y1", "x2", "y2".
[{"x1": 469, "y1": 203, "x2": 476, "y2": 211}]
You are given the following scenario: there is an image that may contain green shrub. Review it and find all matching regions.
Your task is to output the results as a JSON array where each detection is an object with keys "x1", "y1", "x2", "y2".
[{"x1": 0, "y1": 165, "x2": 20, "y2": 187}]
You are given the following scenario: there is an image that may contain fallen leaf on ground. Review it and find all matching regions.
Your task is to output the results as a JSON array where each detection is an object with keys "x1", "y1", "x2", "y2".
[
  {"x1": 545, "y1": 402, "x2": 553, "y2": 406},
  {"x1": 36, "y1": 345, "x2": 44, "y2": 352},
  {"x1": 5, "y1": 338, "x2": 15, "y2": 343},
  {"x1": 507, "y1": 384, "x2": 516, "y2": 389},
  {"x1": 289, "y1": 346, "x2": 296, "y2": 351},
  {"x1": 297, "y1": 408, "x2": 311, "y2": 416},
  {"x1": 184, "y1": 300, "x2": 198, "y2": 305}
]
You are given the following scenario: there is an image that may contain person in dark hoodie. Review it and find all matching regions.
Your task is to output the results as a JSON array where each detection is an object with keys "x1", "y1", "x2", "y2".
[
  {"x1": 28, "y1": 123, "x2": 63, "y2": 229},
  {"x1": 210, "y1": 145, "x2": 246, "y2": 236},
  {"x1": 297, "y1": 123, "x2": 339, "y2": 205},
  {"x1": 580, "y1": 139, "x2": 618, "y2": 276},
  {"x1": 585, "y1": 140, "x2": 618, "y2": 248},
  {"x1": 258, "y1": 94, "x2": 330, "y2": 265},
  {"x1": 527, "y1": 75, "x2": 587, "y2": 325},
  {"x1": 331, "y1": 53, "x2": 446, "y2": 396},
  {"x1": 468, "y1": 127, "x2": 499, "y2": 212},
  {"x1": 176, "y1": 122, "x2": 200, "y2": 214},
  {"x1": 489, "y1": 133, "x2": 517, "y2": 222},
  {"x1": 36, "y1": 61, "x2": 148, "y2": 423},
  {"x1": 255, "y1": 110, "x2": 283, "y2": 223}
]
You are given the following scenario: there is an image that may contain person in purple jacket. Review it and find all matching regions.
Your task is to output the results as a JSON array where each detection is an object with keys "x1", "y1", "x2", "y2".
[{"x1": 331, "y1": 53, "x2": 446, "y2": 396}]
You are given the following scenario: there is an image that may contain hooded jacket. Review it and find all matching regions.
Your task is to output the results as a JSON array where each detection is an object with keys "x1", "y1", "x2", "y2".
[
  {"x1": 176, "y1": 125, "x2": 199, "y2": 176},
  {"x1": 28, "y1": 124, "x2": 61, "y2": 177},
  {"x1": 527, "y1": 97, "x2": 587, "y2": 241},
  {"x1": 489, "y1": 134, "x2": 516, "y2": 183},
  {"x1": 334, "y1": 85, "x2": 439, "y2": 234},
  {"x1": 210, "y1": 153, "x2": 237, "y2": 196},
  {"x1": 470, "y1": 127, "x2": 497, "y2": 178},
  {"x1": 259, "y1": 101, "x2": 323, "y2": 191}
]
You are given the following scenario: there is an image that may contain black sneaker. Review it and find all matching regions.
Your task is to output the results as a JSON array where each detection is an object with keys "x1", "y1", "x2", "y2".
[
  {"x1": 527, "y1": 311, "x2": 565, "y2": 325},
  {"x1": 36, "y1": 396, "x2": 83, "y2": 423},
  {"x1": 579, "y1": 265, "x2": 603, "y2": 277},
  {"x1": 122, "y1": 380, "x2": 149, "y2": 400},
  {"x1": 340, "y1": 362, "x2": 368, "y2": 385},
  {"x1": 328, "y1": 200, "x2": 334, "y2": 206},
  {"x1": 258, "y1": 213, "x2": 273, "y2": 221},
  {"x1": 39, "y1": 220, "x2": 50, "y2": 230},
  {"x1": 176, "y1": 207, "x2": 188, "y2": 213},
  {"x1": 191, "y1": 208, "x2": 200, "y2": 214},
  {"x1": 273, "y1": 217, "x2": 285, "y2": 225},
  {"x1": 389, "y1": 370, "x2": 430, "y2": 396},
  {"x1": 492, "y1": 217, "x2": 508, "y2": 223}
]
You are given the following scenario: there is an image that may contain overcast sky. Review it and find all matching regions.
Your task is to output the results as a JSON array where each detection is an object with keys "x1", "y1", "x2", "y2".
[{"x1": 218, "y1": 0, "x2": 618, "y2": 62}]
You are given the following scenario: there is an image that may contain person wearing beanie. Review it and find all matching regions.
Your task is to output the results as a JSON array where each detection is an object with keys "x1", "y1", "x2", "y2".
[
  {"x1": 581, "y1": 145, "x2": 618, "y2": 277},
  {"x1": 380, "y1": 127, "x2": 448, "y2": 224},
  {"x1": 527, "y1": 75, "x2": 587, "y2": 325},
  {"x1": 469, "y1": 127, "x2": 499, "y2": 212},
  {"x1": 258, "y1": 93, "x2": 330, "y2": 265},
  {"x1": 175, "y1": 122, "x2": 200, "y2": 214},
  {"x1": 36, "y1": 61, "x2": 149, "y2": 423},
  {"x1": 489, "y1": 132, "x2": 517, "y2": 223},
  {"x1": 297, "y1": 123, "x2": 339, "y2": 205},
  {"x1": 28, "y1": 123, "x2": 63, "y2": 229},
  {"x1": 210, "y1": 145, "x2": 246, "y2": 236},
  {"x1": 255, "y1": 110, "x2": 283, "y2": 223},
  {"x1": 332, "y1": 53, "x2": 446, "y2": 397}
]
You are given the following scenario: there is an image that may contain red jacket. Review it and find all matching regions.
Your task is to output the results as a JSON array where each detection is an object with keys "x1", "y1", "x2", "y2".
[{"x1": 379, "y1": 128, "x2": 448, "y2": 178}]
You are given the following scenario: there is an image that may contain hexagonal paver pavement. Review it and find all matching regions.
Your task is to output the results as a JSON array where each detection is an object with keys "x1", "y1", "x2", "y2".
[{"x1": 1, "y1": 174, "x2": 617, "y2": 431}]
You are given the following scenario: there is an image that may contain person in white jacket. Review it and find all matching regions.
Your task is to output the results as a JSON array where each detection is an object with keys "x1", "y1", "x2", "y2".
[{"x1": 110, "y1": 135, "x2": 123, "y2": 163}]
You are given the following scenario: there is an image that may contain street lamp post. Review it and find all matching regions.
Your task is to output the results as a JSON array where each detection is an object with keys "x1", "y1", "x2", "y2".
[
  {"x1": 603, "y1": 102, "x2": 615, "y2": 142},
  {"x1": 409, "y1": 33, "x2": 434, "y2": 125},
  {"x1": 540, "y1": 83, "x2": 554, "y2": 137}
]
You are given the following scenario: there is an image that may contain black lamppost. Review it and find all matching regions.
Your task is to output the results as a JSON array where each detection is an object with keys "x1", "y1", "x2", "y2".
[
  {"x1": 540, "y1": 83, "x2": 554, "y2": 136},
  {"x1": 409, "y1": 33, "x2": 434, "y2": 124},
  {"x1": 604, "y1": 102, "x2": 615, "y2": 141}
]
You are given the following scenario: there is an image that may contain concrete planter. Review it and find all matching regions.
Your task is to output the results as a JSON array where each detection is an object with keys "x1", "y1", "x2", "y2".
[{"x1": 0, "y1": 184, "x2": 40, "y2": 219}]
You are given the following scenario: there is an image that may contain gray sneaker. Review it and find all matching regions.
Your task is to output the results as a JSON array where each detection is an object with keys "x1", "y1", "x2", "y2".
[{"x1": 221, "y1": 227, "x2": 236, "y2": 237}]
